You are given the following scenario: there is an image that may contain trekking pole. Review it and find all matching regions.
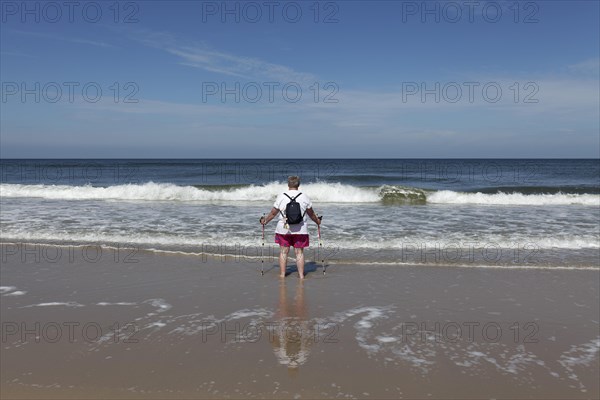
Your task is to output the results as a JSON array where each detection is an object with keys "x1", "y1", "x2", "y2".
[
  {"x1": 261, "y1": 213, "x2": 265, "y2": 276},
  {"x1": 318, "y1": 216, "x2": 325, "y2": 274}
]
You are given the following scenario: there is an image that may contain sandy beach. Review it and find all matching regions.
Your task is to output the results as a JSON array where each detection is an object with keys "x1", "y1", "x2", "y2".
[
  {"x1": 2, "y1": 0, "x2": 599, "y2": 396},
  {"x1": 1, "y1": 243, "x2": 598, "y2": 399}
]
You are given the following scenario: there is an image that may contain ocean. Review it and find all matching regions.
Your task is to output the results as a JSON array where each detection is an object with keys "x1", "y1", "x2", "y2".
[{"x1": 1, "y1": 159, "x2": 599, "y2": 268}]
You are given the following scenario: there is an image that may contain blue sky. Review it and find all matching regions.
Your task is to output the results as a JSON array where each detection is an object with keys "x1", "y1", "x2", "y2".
[{"x1": 1, "y1": 0, "x2": 599, "y2": 158}]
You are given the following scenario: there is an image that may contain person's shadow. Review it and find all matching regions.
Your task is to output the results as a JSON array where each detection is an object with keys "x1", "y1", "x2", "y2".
[{"x1": 269, "y1": 279, "x2": 314, "y2": 375}]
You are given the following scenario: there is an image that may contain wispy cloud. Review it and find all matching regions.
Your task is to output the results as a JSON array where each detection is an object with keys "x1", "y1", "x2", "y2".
[
  {"x1": 74, "y1": 98, "x2": 247, "y2": 117},
  {"x1": 64, "y1": 75, "x2": 598, "y2": 130},
  {"x1": 166, "y1": 46, "x2": 316, "y2": 83},
  {"x1": 8, "y1": 29, "x2": 116, "y2": 48},
  {"x1": 568, "y1": 58, "x2": 600, "y2": 75},
  {"x1": 123, "y1": 27, "x2": 316, "y2": 83}
]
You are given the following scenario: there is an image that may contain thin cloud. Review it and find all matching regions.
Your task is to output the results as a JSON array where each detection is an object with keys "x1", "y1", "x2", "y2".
[
  {"x1": 123, "y1": 27, "x2": 316, "y2": 83},
  {"x1": 8, "y1": 29, "x2": 116, "y2": 48},
  {"x1": 166, "y1": 46, "x2": 316, "y2": 83},
  {"x1": 568, "y1": 58, "x2": 600, "y2": 75},
  {"x1": 71, "y1": 97, "x2": 285, "y2": 119}
]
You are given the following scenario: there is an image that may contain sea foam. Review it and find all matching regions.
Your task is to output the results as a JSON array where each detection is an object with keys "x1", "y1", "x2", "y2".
[{"x1": 1, "y1": 182, "x2": 597, "y2": 206}]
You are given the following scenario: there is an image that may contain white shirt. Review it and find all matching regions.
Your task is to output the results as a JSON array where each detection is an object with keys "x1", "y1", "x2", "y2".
[{"x1": 273, "y1": 190, "x2": 313, "y2": 235}]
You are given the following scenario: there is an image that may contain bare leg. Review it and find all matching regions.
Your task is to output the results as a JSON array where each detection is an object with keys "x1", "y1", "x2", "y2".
[
  {"x1": 295, "y1": 247, "x2": 305, "y2": 279},
  {"x1": 279, "y1": 246, "x2": 289, "y2": 278}
]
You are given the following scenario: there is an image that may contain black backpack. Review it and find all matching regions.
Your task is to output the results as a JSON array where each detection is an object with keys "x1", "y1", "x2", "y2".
[{"x1": 283, "y1": 193, "x2": 304, "y2": 225}]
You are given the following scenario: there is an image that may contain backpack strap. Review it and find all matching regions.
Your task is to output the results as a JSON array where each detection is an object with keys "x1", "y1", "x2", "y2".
[
  {"x1": 284, "y1": 193, "x2": 302, "y2": 201},
  {"x1": 294, "y1": 193, "x2": 307, "y2": 217},
  {"x1": 281, "y1": 193, "x2": 292, "y2": 218}
]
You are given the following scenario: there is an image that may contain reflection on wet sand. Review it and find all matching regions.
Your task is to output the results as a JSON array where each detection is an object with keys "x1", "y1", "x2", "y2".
[{"x1": 271, "y1": 280, "x2": 314, "y2": 374}]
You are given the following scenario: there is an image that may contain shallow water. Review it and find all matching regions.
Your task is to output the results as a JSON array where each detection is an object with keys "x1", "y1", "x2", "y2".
[{"x1": 1, "y1": 159, "x2": 598, "y2": 268}]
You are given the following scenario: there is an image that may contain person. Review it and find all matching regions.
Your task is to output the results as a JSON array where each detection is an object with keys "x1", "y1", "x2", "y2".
[{"x1": 260, "y1": 176, "x2": 321, "y2": 279}]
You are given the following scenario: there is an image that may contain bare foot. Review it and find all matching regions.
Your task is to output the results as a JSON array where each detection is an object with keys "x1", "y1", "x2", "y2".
[
  {"x1": 279, "y1": 274, "x2": 286, "y2": 278},
  {"x1": 298, "y1": 274, "x2": 305, "y2": 279}
]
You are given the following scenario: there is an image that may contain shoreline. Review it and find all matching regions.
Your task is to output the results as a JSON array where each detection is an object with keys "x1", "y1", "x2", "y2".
[
  {"x1": 1, "y1": 243, "x2": 599, "y2": 399},
  {"x1": 2, "y1": 241, "x2": 599, "y2": 271}
]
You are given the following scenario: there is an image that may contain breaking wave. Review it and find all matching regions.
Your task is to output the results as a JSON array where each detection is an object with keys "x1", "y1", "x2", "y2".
[{"x1": 1, "y1": 182, "x2": 598, "y2": 206}]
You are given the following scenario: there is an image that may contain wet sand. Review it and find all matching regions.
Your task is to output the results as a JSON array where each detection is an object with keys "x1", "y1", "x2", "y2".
[{"x1": 1, "y1": 244, "x2": 598, "y2": 399}]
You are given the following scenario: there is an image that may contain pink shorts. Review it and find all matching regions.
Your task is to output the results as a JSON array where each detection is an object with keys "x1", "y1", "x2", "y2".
[{"x1": 275, "y1": 233, "x2": 310, "y2": 248}]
